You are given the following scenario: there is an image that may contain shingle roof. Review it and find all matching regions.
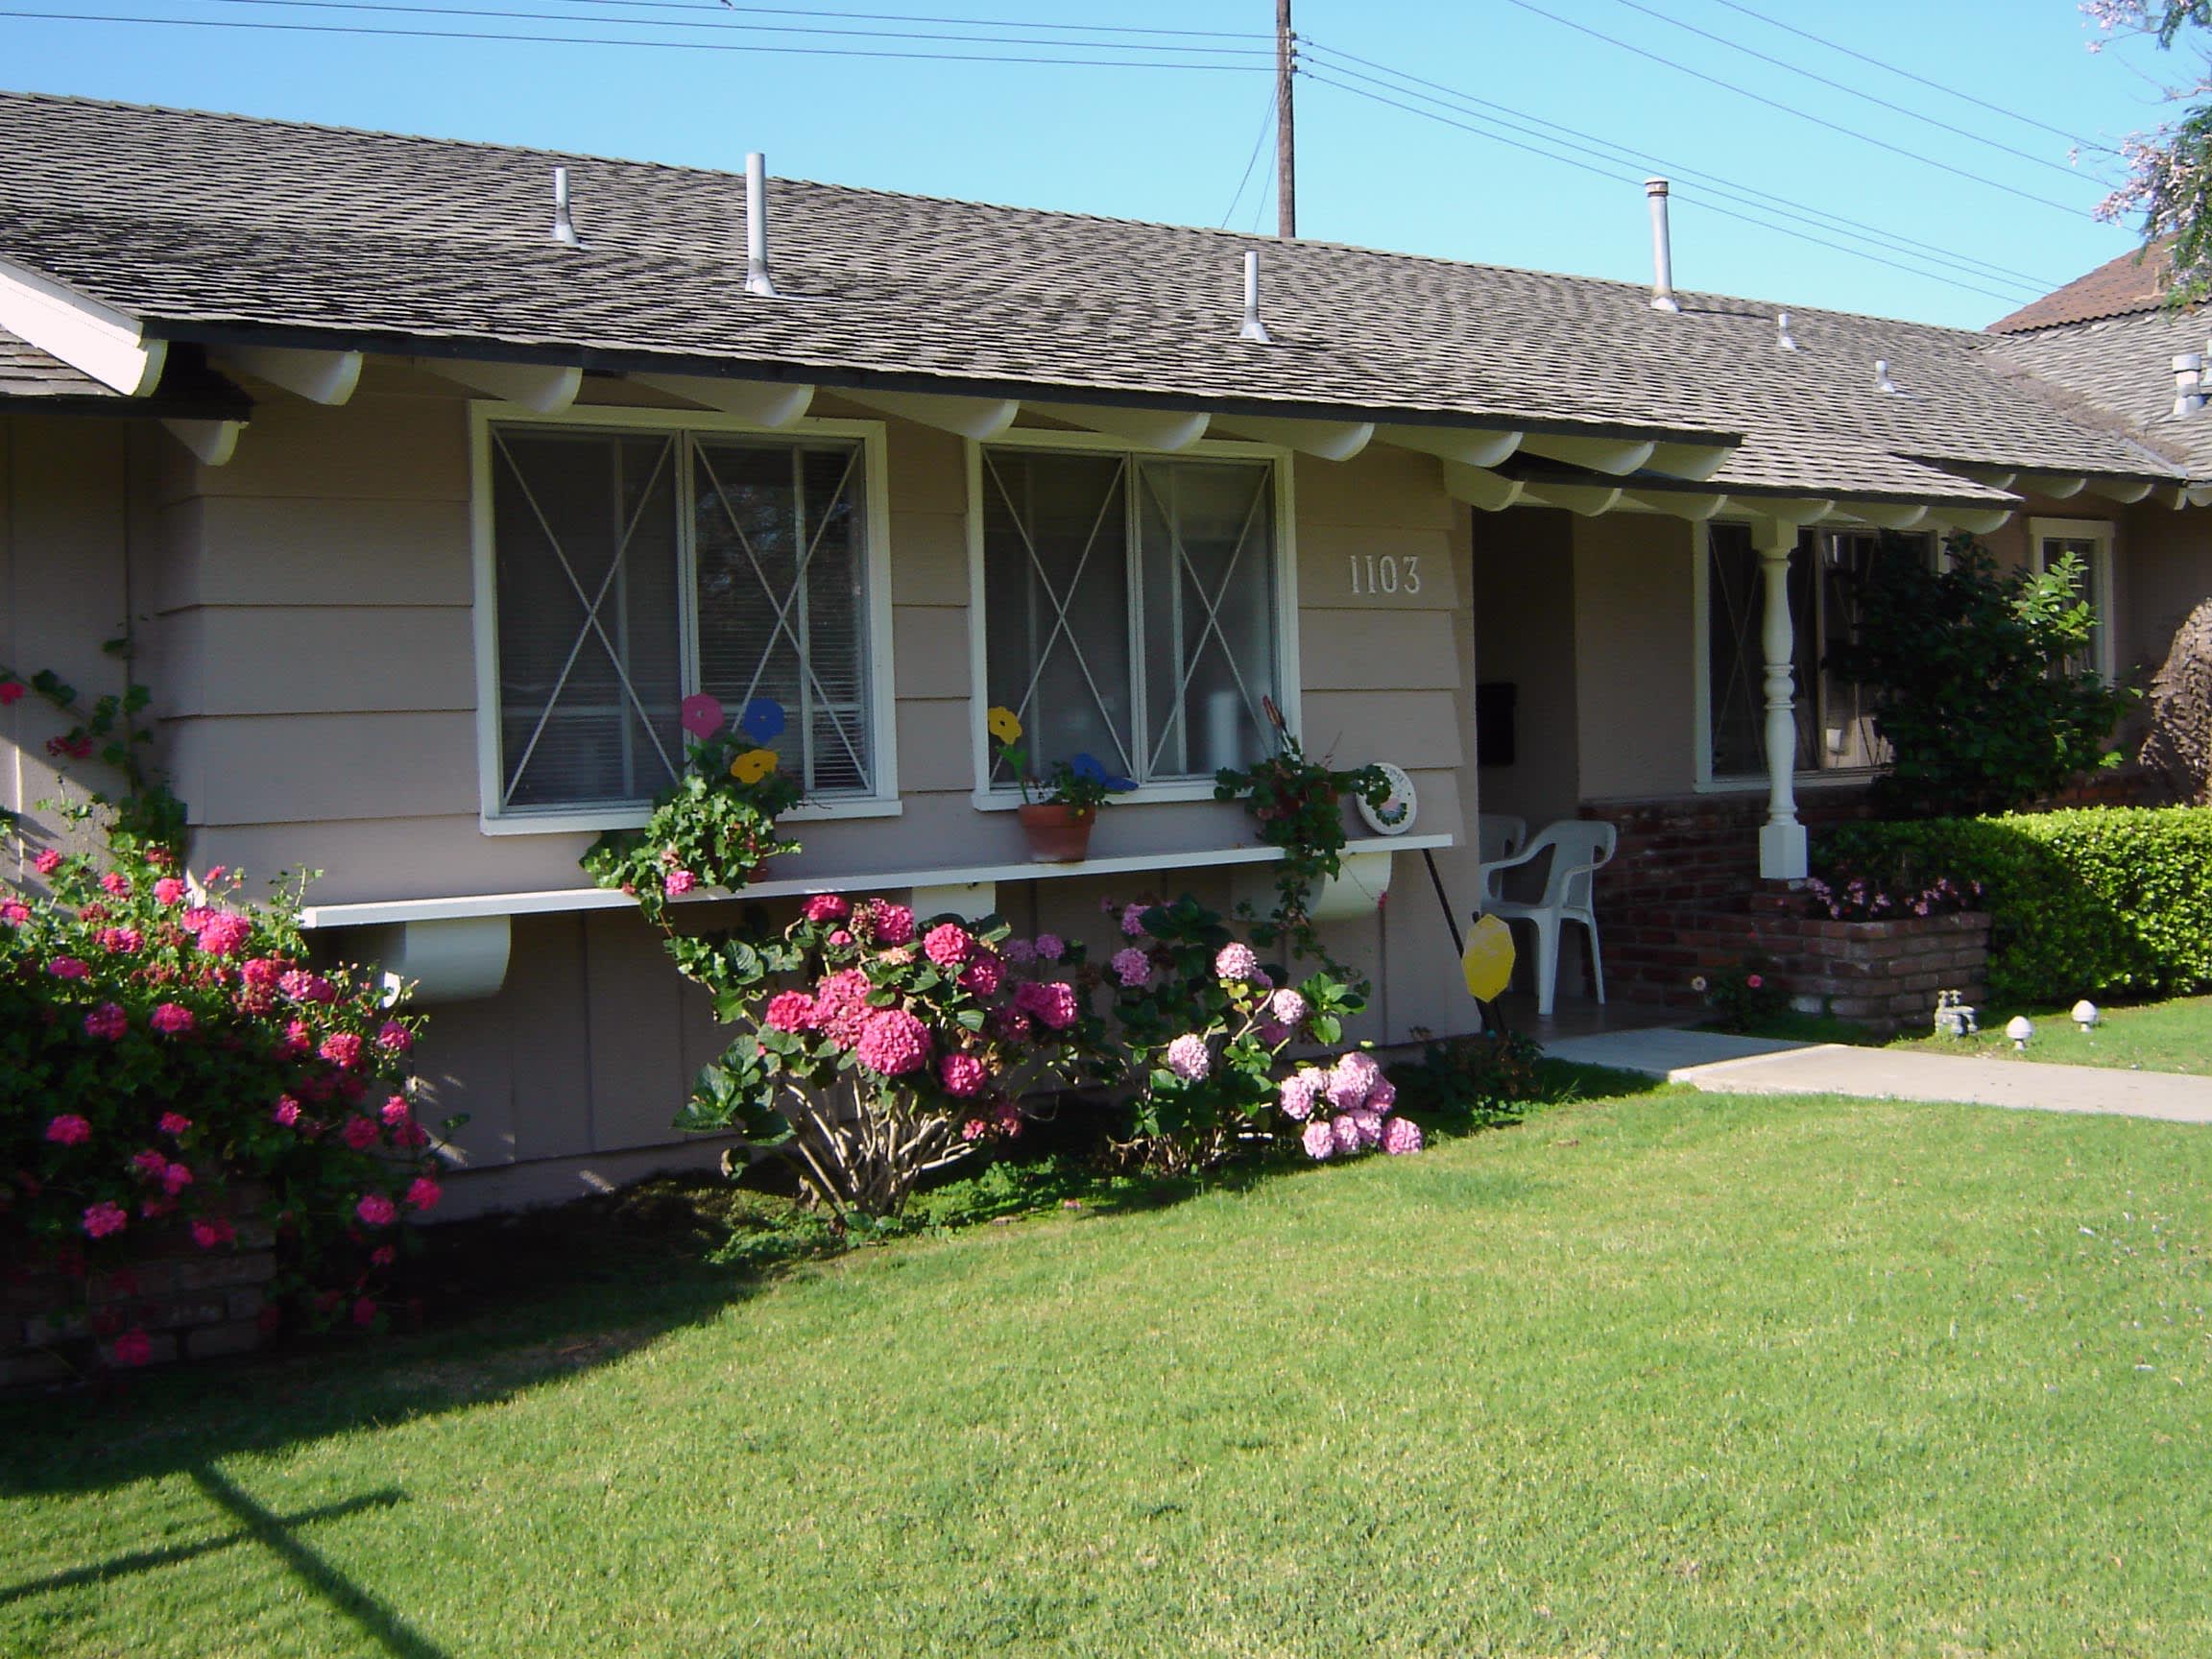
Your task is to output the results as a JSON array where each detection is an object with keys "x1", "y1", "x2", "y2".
[
  {"x1": 0, "y1": 90, "x2": 2184, "y2": 498},
  {"x1": 1988, "y1": 240, "x2": 2177, "y2": 334},
  {"x1": 1990, "y1": 306, "x2": 2212, "y2": 478}
]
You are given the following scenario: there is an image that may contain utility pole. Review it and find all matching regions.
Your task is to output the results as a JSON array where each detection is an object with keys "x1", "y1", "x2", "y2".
[{"x1": 1276, "y1": 0, "x2": 1296, "y2": 239}]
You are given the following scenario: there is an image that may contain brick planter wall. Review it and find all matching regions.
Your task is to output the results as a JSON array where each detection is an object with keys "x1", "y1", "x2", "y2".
[{"x1": 3, "y1": 1219, "x2": 276, "y2": 1389}]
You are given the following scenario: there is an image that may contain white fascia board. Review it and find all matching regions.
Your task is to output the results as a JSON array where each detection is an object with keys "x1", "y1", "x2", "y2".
[{"x1": 0, "y1": 255, "x2": 166, "y2": 396}]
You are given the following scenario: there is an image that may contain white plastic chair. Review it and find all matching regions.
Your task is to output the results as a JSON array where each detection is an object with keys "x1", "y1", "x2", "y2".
[
  {"x1": 1476, "y1": 813, "x2": 1527, "y2": 873},
  {"x1": 1477, "y1": 819, "x2": 1617, "y2": 1018}
]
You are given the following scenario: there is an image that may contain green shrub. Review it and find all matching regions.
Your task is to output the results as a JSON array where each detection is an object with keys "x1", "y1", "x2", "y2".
[
  {"x1": 1819, "y1": 807, "x2": 2212, "y2": 1002},
  {"x1": 1386, "y1": 1030, "x2": 1544, "y2": 1133}
]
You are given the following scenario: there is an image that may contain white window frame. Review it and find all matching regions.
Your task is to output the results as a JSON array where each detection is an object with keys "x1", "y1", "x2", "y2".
[
  {"x1": 469, "y1": 401, "x2": 900, "y2": 834},
  {"x1": 963, "y1": 428, "x2": 1302, "y2": 809},
  {"x1": 1692, "y1": 519, "x2": 1936, "y2": 792},
  {"x1": 2028, "y1": 516, "x2": 2118, "y2": 682}
]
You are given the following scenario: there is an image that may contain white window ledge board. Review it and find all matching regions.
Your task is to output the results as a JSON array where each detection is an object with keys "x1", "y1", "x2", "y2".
[{"x1": 299, "y1": 833, "x2": 1455, "y2": 929}]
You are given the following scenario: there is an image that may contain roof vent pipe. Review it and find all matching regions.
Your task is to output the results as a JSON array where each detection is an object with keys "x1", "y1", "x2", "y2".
[
  {"x1": 1875, "y1": 358, "x2": 1898, "y2": 395},
  {"x1": 1239, "y1": 250, "x2": 1272, "y2": 343},
  {"x1": 551, "y1": 166, "x2": 579, "y2": 248},
  {"x1": 744, "y1": 151, "x2": 778, "y2": 299},
  {"x1": 1775, "y1": 310, "x2": 1797, "y2": 351},
  {"x1": 2173, "y1": 351, "x2": 2203, "y2": 418},
  {"x1": 1645, "y1": 178, "x2": 1680, "y2": 313}
]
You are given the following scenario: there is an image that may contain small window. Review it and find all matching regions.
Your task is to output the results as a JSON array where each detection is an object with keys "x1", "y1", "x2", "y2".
[
  {"x1": 1704, "y1": 524, "x2": 1933, "y2": 780},
  {"x1": 2029, "y1": 517, "x2": 2117, "y2": 681},
  {"x1": 482, "y1": 418, "x2": 885, "y2": 822},
  {"x1": 978, "y1": 445, "x2": 1286, "y2": 790}
]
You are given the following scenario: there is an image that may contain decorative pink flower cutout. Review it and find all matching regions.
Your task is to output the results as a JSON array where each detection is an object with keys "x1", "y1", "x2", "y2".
[{"x1": 679, "y1": 693, "x2": 726, "y2": 739}]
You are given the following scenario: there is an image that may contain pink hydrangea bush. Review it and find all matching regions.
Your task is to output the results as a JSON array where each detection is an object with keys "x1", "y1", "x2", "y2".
[
  {"x1": 1103, "y1": 893, "x2": 1396, "y2": 1174},
  {"x1": 662, "y1": 898, "x2": 1109, "y2": 1220},
  {"x1": 1283, "y1": 1050, "x2": 1422, "y2": 1161},
  {"x1": 3, "y1": 835, "x2": 444, "y2": 1365}
]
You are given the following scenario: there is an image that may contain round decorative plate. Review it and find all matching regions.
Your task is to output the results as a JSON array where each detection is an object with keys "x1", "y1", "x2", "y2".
[{"x1": 1356, "y1": 761, "x2": 1418, "y2": 836}]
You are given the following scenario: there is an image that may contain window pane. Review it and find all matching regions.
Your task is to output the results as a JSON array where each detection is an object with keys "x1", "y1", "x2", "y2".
[
  {"x1": 2040, "y1": 536, "x2": 2106, "y2": 678},
  {"x1": 1815, "y1": 532, "x2": 1899, "y2": 770},
  {"x1": 693, "y1": 437, "x2": 871, "y2": 795},
  {"x1": 1136, "y1": 458, "x2": 1276, "y2": 779},
  {"x1": 493, "y1": 429, "x2": 681, "y2": 810},
  {"x1": 981, "y1": 449, "x2": 1134, "y2": 782},
  {"x1": 1707, "y1": 525, "x2": 1815, "y2": 777}
]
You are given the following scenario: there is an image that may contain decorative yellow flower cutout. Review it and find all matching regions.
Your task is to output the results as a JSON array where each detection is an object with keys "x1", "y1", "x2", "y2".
[
  {"x1": 730, "y1": 748, "x2": 780, "y2": 785},
  {"x1": 986, "y1": 706, "x2": 1022, "y2": 744}
]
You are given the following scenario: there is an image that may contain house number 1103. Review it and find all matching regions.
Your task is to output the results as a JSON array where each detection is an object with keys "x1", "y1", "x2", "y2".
[{"x1": 1347, "y1": 553, "x2": 1420, "y2": 596}]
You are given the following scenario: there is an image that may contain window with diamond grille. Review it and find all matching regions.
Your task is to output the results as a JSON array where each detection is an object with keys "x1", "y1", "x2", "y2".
[
  {"x1": 489, "y1": 423, "x2": 876, "y2": 815},
  {"x1": 1705, "y1": 524, "x2": 1932, "y2": 780},
  {"x1": 980, "y1": 446, "x2": 1280, "y2": 789}
]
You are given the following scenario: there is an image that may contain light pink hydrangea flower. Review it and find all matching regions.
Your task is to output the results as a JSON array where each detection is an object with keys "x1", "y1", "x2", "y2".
[
  {"x1": 1120, "y1": 903, "x2": 1150, "y2": 939},
  {"x1": 663, "y1": 869, "x2": 697, "y2": 898},
  {"x1": 1382, "y1": 1116, "x2": 1424, "y2": 1155},
  {"x1": 1349, "y1": 1108, "x2": 1384, "y2": 1148},
  {"x1": 1301, "y1": 1119, "x2": 1335, "y2": 1161},
  {"x1": 1366, "y1": 1078, "x2": 1397, "y2": 1114},
  {"x1": 1279, "y1": 1068, "x2": 1325, "y2": 1121},
  {"x1": 1325, "y1": 1051, "x2": 1382, "y2": 1111},
  {"x1": 1267, "y1": 988, "x2": 1308, "y2": 1027},
  {"x1": 1214, "y1": 943, "x2": 1261, "y2": 983},
  {"x1": 1330, "y1": 1115, "x2": 1363, "y2": 1155},
  {"x1": 1110, "y1": 947, "x2": 1152, "y2": 988},
  {"x1": 1164, "y1": 1033, "x2": 1212, "y2": 1081}
]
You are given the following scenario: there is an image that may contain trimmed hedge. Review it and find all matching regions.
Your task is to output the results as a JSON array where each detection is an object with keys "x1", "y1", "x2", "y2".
[{"x1": 1819, "y1": 807, "x2": 2212, "y2": 1004}]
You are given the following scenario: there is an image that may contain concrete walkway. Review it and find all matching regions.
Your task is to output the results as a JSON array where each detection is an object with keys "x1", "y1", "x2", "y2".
[{"x1": 1544, "y1": 1028, "x2": 2212, "y2": 1124}]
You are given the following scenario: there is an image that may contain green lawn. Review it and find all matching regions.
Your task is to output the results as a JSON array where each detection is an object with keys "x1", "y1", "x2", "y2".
[
  {"x1": 1887, "y1": 992, "x2": 2212, "y2": 1075},
  {"x1": 6, "y1": 1088, "x2": 2211, "y2": 1657}
]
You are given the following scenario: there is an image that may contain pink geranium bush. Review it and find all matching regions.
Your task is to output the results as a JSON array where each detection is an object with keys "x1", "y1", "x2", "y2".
[
  {"x1": 664, "y1": 897, "x2": 1110, "y2": 1220},
  {"x1": 1104, "y1": 894, "x2": 1406, "y2": 1173},
  {"x1": 3, "y1": 830, "x2": 442, "y2": 1363}
]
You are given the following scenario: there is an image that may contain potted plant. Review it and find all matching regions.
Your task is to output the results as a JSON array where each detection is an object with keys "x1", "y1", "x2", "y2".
[{"x1": 986, "y1": 706, "x2": 1133, "y2": 862}]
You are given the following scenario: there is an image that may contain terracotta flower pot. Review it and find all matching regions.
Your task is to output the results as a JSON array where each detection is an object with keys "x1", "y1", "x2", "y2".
[{"x1": 1016, "y1": 802, "x2": 1096, "y2": 864}]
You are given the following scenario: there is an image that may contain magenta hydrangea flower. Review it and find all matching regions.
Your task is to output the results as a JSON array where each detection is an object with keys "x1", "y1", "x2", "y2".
[
  {"x1": 959, "y1": 953, "x2": 1004, "y2": 997},
  {"x1": 320, "y1": 1031, "x2": 364, "y2": 1070},
  {"x1": 1110, "y1": 947, "x2": 1152, "y2": 988},
  {"x1": 1, "y1": 899, "x2": 29, "y2": 926},
  {"x1": 149, "y1": 1001, "x2": 195, "y2": 1037},
  {"x1": 1267, "y1": 988, "x2": 1309, "y2": 1027},
  {"x1": 355, "y1": 1193, "x2": 398, "y2": 1228},
  {"x1": 939, "y1": 1051, "x2": 987, "y2": 1097},
  {"x1": 33, "y1": 849, "x2": 62, "y2": 876},
  {"x1": 272, "y1": 1095, "x2": 302, "y2": 1127},
  {"x1": 865, "y1": 902, "x2": 916, "y2": 947},
  {"x1": 1301, "y1": 1119, "x2": 1336, "y2": 1161},
  {"x1": 153, "y1": 876, "x2": 187, "y2": 904},
  {"x1": 159, "y1": 1162, "x2": 192, "y2": 1195},
  {"x1": 405, "y1": 1177, "x2": 444, "y2": 1213},
  {"x1": 1279, "y1": 1068, "x2": 1325, "y2": 1121},
  {"x1": 158, "y1": 1112, "x2": 192, "y2": 1137},
  {"x1": 1014, "y1": 979, "x2": 1080, "y2": 1030},
  {"x1": 1164, "y1": 1033, "x2": 1212, "y2": 1082},
  {"x1": 811, "y1": 970, "x2": 874, "y2": 1047},
  {"x1": 82, "y1": 1200, "x2": 128, "y2": 1238},
  {"x1": 96, "y1": 926, "x2": 142, "y2": 954},
  {"x1": 1032, "y1": 933, "x2": 1065, "y2": 962},
  {"x1": 854, "y1": 1007, "x2": 931, "y2": 1075},
  {"x1": 131, "y1": 1148, "x2": 168, "y2": 1179},
  {"x1": 45, "y1": 1114, "x2": 92, "y2": 1146},
  {"x1": 191, "y1": 1217, "x2": 234, "y2": 1250},
  {"x1": 803, "y1": 893, "x2": 851, "y2": 924},
  {"x1": 1214, "y1": 943, "x2": 1261, "y2": 983},
  {"x1": 961, "y1": 1118, "x2": 989, "y2": 1142},
  {"x1": 101, "y1": 871, "x2": 132, "y2": 898},
  {"x1": 380, "y1": 1095, "x2": 413, "y2": 1128},
  {"x1": 1382, "y1": 1116, "x2": 1425, "y2": 1156},
  {"x1": 46, "y1": 956, "x2": 89, "y2": 980},
  {"x1": 764, "y1": 990, "x2": 818, "y2": 1033},
  {"x1": 923, "y1": 923, "x2": 974, "y2": 968},
  {"x1": 341, "y1": 1116, "x2": 379, "y2": 1150},
  {"x1": 110, "y1": 1328, "x2": 152, "y2": 1366},
  {"x1": 993, "y1": 1101, "x2": 1022, "y2": 1136},
  {"x1": 376, "y1": 1021, "x2": 413, "y2": 1052},
  {"x1": 1120, "y1": 902, "x2": 1150, "y2": 939},
  {"x1": 1330, "y1": 1115, "x2": 1363, "y2": 1155},
  {"x1": 1001, "y1": 937, "x2": 1037, "y2": 966},
  {"x1": 663, "y1": 868, "x2": 698, "y2": 898},
  {"x1": 279, "y1": 970, "x2": 336, "y2": 1004},
  {"x1": 83, "y1": 1002, "x2": 128, "y2": 1042}
]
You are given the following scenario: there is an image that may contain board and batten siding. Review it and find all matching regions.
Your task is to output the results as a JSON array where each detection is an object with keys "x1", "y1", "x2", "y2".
[{"x1": 36, "y1": 377, "x2": 1487, "y2": 1207}]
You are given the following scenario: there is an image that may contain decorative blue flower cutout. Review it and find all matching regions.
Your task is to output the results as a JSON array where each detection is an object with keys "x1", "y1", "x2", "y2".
[
  {"x1": 738, "y1": 698, "x2": 786, "y2": 742},
  {"x1": 1070, "y1": 752, "x2": 1137, "y2": 793}
]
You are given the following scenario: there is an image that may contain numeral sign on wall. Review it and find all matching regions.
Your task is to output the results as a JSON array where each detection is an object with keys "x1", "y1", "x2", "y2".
[{"x1": 1347, "y1": 553, "x2": 1421, "y2": 597}]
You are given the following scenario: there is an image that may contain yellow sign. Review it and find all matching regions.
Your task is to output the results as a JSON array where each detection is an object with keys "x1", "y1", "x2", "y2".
[{"x1": 1461, "y1": 913, "x2": 1516, "y2": 1002}]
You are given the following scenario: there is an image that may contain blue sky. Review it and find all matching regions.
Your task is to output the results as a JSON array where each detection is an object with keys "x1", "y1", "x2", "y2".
[{"x1": 0, "y1": 0, "x2": 2191, "y2": 327}]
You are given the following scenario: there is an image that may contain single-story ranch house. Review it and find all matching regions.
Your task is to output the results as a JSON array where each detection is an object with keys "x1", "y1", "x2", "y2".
[{"x1": 4, "y1": 92, "x2": 2207, "y2": 1209}]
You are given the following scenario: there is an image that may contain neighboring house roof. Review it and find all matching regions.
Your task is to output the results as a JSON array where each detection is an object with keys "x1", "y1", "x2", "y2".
[
  {"x1": 0, "y1": 90, "x2": 2183, "y2": 499},
  {"x1": 1, "y1": 322, "x2": 113, "y2": 399},
  {"x1": 1988, "y1": 240, "x2": 2176, "y2": 333},
  {"x1": 0, "y1": 322, "x2": 250, "y2": 416},
  {"x1": 1991, "y1": 307, "x2": 2212, "y2": 479}
]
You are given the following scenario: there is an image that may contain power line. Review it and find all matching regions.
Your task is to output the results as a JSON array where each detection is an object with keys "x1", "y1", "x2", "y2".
[
  {"x1": 103, "y1": 0, "x2": 1275, "y2": 54},
  {"x1": 1706, "y1": 0, "x2": 2106, "y2": 155},
  {"x1": 1220, "y1": 90, "x2": 1276, "y2": 228},
  {"x1": 569, "y1": 0, "x2": 1262, "y2": 39},
  {"x1": 1499, "y1": 0, "x2": 2097, "y2": 220},
  {"x1": 1299, "y1": 69, "x2": 2037, "y2": 305},
  {"x1": 1600, "y1": 0, "x2": 2104, "y2": 188},
  {"x1": 1298, "y1": 41, "x2": 2058, "y2": 294},
  {"x1": 0, "y1": 6, "x2": 1271, "y2": 64}
]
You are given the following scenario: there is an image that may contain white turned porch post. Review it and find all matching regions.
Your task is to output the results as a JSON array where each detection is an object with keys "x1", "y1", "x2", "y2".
[{"x1": 1752, "y1": 516, "x2": 1808, "y2": 879}]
